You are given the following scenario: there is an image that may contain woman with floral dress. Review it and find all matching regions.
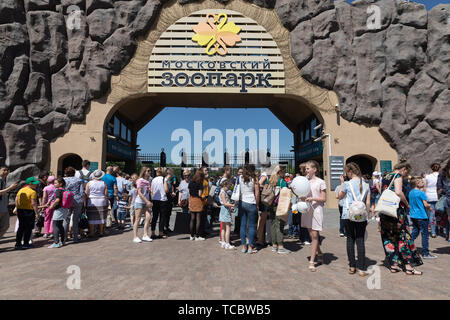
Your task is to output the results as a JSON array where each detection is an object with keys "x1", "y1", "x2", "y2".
[{"x1": 380, "y1": 162, "x2": 423, "y2": 275}]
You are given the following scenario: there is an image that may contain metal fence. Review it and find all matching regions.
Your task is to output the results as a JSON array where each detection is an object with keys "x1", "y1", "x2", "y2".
[{"x1": 137, "y1": 152, "x2": 295, "y2": 170}]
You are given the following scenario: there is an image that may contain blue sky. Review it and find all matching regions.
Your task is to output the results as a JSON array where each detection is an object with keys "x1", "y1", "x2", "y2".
[{"x1": 137, "y1": 0, "x2": 448, "y2": 161}]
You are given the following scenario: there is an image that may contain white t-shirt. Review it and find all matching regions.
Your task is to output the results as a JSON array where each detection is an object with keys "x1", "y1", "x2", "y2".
[
  {"x1": 425, "y1": 172, "x2": 439, "y2": 202},
  {"x1": 116, "y1": 177, "x2": 126, "y2": 194},
  {"x1": 75, "y1": 169, "x2": 91, "y2": 180},
  {"x1": 239, "y1": 175, "x2": 256, "y2": 204},
  {"x1": 151, "y1": 176, "x2": 168, "y2": 201},
  {"x1": 135, "y1": 178, "x2": 150, "y2": 204},
  {"x1": 178, "y1": 180, "x2": 189, "y2": 201},
  {"x1": 372, "y1": 178, "x2": 379, "y2": 187}
]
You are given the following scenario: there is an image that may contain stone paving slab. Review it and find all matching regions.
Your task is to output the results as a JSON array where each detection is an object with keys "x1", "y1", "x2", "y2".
[{"x1": 0, "y1": 211, "x2": 449, "y2": 300}]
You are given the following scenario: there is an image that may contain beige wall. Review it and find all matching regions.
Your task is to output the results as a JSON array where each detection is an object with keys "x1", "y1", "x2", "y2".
[{"x1": 49, "y1": 0, "x2": 398, "y2": 208}]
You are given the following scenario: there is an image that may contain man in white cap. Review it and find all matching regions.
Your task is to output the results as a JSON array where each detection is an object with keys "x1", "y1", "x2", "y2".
[{"x1": 370, "y1": 171, "x2": 382, "y2": 221}]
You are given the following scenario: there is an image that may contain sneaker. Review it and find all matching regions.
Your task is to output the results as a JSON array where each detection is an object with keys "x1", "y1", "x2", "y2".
[
  {"x1": 48, "y1": 243, "x2": 61, "y2": 248},
  {"x1": 225, "y1": 244, "x2": 236, "y2": 250},
  {"x1": 376, "y1": 217, "x2": 380, "y2": 222},
  {"x1": 195, "y1": 236, "x2": 205, "y2": 241},
  {"x1": 59, "y1": 242, "x2": 64, "y2": 247},
  {"x1": 303, "y1": 241, "x2": 311, "y2": 245},
  {"x1": 339, "y1": 233, "x2": 345, "y2": 237},
  {"x1": 142, "y1": 235, "x2": 153, "y2": 242},
  {"x1": 277, "y1": 248, "x2": 291, "y2": 254},
  {"x1": 271, "y1": 246, "x2": 278, "y2": 252},
  {"x1": 190, "y1": 236, "x2": 195, "y2": 241},
  {"x1": 422, "y1": 254, "x2": 437, "y2": 259},
  {"x1": 14, "y1": 244, "x2": 23, "y2": 250},
  {"x1": 220, "y1": 242, "x2": 226, "y2": 248},
  {"x1": 22, "y1": 244, "x2": 34, "y2": 249},
  {"x1": 133, "y1": 237, "x2": 142, "y2": 243}
]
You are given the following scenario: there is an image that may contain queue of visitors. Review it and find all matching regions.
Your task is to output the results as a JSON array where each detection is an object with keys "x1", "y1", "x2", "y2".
[{"x1": 1, "y1": 157, "x2": 449, "y2": 275}]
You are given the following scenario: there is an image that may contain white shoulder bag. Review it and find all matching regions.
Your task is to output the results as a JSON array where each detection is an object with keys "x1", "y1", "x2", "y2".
[
  {"x1": 231, "y1": 176, "x2": 241, "y2": 202},
  {"x1": 374, "y1": 175, "x2": 400, "y2": 219}
]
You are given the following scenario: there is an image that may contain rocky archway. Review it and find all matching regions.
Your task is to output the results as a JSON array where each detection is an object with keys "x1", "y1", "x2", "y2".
[{"x1": 0, "y1": 0, "x2": 449, "y2": 183}]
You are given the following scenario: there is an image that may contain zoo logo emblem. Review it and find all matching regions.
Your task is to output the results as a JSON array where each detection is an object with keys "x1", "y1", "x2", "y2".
[{"x1": 192, "y1": 13, "x2": 241, "y2": 56}]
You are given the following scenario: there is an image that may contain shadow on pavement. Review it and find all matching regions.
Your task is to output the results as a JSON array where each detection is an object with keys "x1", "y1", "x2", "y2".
[{"x1": 432, "y1": 246, "x2": 450, "y2": 255}]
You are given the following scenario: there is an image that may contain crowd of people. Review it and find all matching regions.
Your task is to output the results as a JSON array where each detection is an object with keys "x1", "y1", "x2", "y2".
[{"x1": 0, "y1": 157, "x2": 449, "y2": 275}]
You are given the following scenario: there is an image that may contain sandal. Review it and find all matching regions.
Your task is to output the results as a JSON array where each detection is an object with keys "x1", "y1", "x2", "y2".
[
  {"x1": 389, "y1": 265, "x2": 401, "y2": 273},
  {"x1": 348, "y1": 267, "x2": 356, "y2": 274},
  {"x1": 405, "y1": 268, "x2": 423, "y2": 276},
  {"x1": 309, "y1": 261, "x2": 317, "y2": 272},
  {"x1": 248, "y1": 247, "x2": 258, "y2": 254},
  {"x1": 358, "y1": 270, "x2": 369, "y2": 277}
]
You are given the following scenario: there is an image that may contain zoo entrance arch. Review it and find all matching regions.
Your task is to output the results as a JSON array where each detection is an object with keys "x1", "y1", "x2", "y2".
[{"x1": 49, "y1": 0, "x2": 397, "y2": 208}]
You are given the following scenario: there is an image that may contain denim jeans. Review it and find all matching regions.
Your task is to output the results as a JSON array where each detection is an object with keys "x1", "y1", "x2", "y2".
[
  {"x1": 240, "y1": 201, "x2": 258, "y2": 247},
  {"x1": 108, "y1": 196, "x2": 117, "y2": 225},
  {"x1": 428, "y1": 201, "x2": 437, "y2": 235},
  {"x1": 288, "y1": 211, "x2": 299, "y2": 236},
  {"x1": 64, "y1": 201, "x2": 83, "y2": 241},
  {"x1": 411, "y1": 218, "x2": 429, "y2": 256}
]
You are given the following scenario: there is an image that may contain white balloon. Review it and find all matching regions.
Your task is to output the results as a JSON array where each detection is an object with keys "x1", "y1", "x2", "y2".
[
  {"x1": 296, "y1": 201, "x2": 310, "y2": 213},
  {"x1": 290, "y1": 176, "x2": 311, "y2": 198}
]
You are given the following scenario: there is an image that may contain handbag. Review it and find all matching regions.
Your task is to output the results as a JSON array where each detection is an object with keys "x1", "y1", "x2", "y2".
[
  {"x1": 231, "y1": 177, "x2": 241, "y2": 202},
  {"x1": 79, "y1": 213, "x2": 89, "y2": 229},
  {"x1": 374, "y1": 175, "x2": 400, "y2": 219},
  {"x1": 180, "y1": 199, "x2": 188, "y2": 207},
  {"x1": 435, "y1": 195, "x2": 446, "y2": 213},
  {"x1": 35, "y1": 212, "x2": 45, "y2": 228},
  {"x1": 275, "y1": 187, "x2": 291, "y2": 222}
]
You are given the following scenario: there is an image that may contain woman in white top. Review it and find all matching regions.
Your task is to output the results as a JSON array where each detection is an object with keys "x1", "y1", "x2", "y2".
[
  {"x1": 178, "y1": 169, "x2": 191, "y2": 214},
  {"x1": 424, "y1": 162, "x2": 440, "y2": 237},
  {"x1": 85, "y1": 170, "x2": 108, "y2": 237},
  {"x1": 132, "y1": 167, "x2": 153, "y2": 243},
  {"x1": 150, "y1": 167, "x2": 170, "y2": 239},
  {"x1": 338, "y1": 162, "x2": 370, "y2": 276},
  {"x1": 239, "y1": 164, "x2": 260, "y2": 254}
]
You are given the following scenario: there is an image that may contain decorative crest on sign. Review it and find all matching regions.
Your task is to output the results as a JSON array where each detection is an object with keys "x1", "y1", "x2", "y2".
[{"x1": 192, "y1": 13, "x2": 241, "y2": 56}]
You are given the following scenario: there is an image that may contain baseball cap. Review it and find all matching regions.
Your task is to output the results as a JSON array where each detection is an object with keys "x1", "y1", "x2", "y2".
[
  {"x1": 372, "y1": 171, "x2": 380, "y2": 176},
  {"x1": 25, "y1": 177, "x2": 40, "y2": 185}
]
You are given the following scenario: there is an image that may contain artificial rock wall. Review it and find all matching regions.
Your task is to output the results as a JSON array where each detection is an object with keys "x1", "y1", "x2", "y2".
[{"x1": 0, "y1": 0, "x2": 449, "y2": 182}]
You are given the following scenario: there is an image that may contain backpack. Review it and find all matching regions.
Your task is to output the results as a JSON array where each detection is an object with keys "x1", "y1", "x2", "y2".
[
  {"x1": 346, "y1": 182, "x2": 368, "y2": 222},
  {"x1": 79, "y1": 170, "x2": 91, "y2": 183},
  {"x1": 54, "y1": 188, "x2": 74, "y2": 209},
  {"x1": 261, "y1": 183, "x2": 276, "y2": 206},
  {"x1": 213, "y1": 178, "x2": 226, "y2": 205}
]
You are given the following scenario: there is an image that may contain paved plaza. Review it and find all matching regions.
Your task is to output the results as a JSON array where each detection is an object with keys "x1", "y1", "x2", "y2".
[{"x1": 0, "y1": 209, "x2": 448, "y2": 300}]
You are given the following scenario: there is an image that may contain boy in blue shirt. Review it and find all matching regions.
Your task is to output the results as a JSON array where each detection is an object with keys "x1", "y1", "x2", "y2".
[{"x1": 409, "y1": 177, "x2": 437, "y2": 259}]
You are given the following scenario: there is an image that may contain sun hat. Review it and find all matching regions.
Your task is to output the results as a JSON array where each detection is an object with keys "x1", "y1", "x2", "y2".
[
  {"x1": 93, "y1": 169, "x2": 104, "y2": 179},
  {"x1": 47, "y1": 175, "x2": 55, "y2": 183},
  {"x1": 25, "y1": 177, "x2": 40, "y2": 185}
]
